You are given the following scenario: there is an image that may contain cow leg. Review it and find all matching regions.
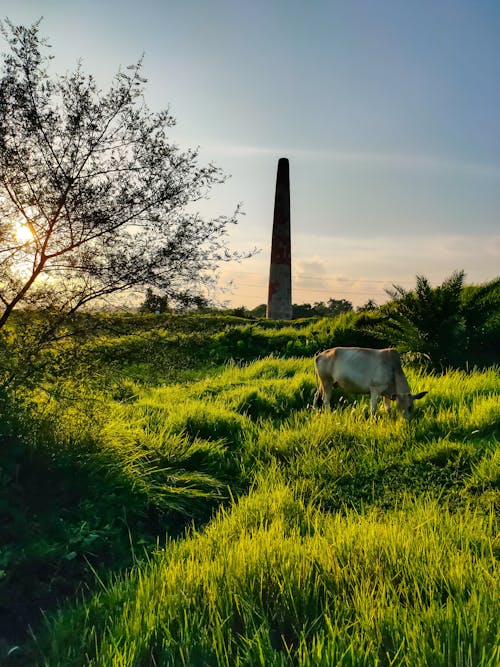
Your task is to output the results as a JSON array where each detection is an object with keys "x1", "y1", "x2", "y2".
[
  {"x1": 313, "y1": 387, "x2": 323, "y2": 409},
  {"x1": 369, "y1": 389, "x2": 380, "y2": 418},
  {"x1": 383, "y1": 396, "x2": 391, "y2": 413},
  {"x1": 321, "y1": 378, "x2": 334, "y2": 410}
]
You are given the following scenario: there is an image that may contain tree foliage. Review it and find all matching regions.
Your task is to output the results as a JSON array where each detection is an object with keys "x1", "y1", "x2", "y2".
[
  {"x1": 0, "y1": 20, "x2": 247, "y2": 337},
  {"x1": 0, "y1": 20, "x2": 254, "y2": 389},
  {"x1": 376, "y1": 271, "x2": 500, "y2": 369},
  {"x1": 140, "y1": 288, "x2": 171, "y2": 314},
  {"x1": 292, "y1": 298, "x2": 353, "y2": 319}
]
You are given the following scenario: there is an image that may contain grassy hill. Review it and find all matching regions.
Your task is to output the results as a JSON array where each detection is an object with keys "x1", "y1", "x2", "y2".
[{"x1": 0, "y1": 314, "x2": 498, "y2": 665}]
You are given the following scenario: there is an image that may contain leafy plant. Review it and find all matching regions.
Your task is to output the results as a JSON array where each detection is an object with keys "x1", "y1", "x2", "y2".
[{"x1": 371, "y1": 271, "x2": 500, "y2": 369}]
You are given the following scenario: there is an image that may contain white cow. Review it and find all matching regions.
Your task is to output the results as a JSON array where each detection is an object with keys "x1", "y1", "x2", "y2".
[{"x1": 313, "y1": 347, "x2": 427, "y2": 419}]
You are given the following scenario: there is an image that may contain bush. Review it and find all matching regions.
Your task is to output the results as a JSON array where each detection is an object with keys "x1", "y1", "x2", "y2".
[{"x1": 368, "y1": 272, "x2": 500, "y2": 369}]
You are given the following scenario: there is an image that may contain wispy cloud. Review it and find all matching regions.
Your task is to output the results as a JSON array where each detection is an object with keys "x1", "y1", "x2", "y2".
[
  {"x1": 217, "y1": 232, "x2": 500, "y2": 308},
  {"x1": 202, "y1": 143, "x2": 500, "y2": 178}
]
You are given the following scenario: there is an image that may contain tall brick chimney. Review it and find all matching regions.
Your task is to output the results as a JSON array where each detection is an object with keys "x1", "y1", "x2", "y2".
[{"x1": 267, "y1": 157, "x2": 292, "y2": 319}]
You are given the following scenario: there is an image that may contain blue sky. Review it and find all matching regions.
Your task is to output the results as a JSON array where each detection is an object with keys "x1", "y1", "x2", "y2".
[{"x1": 3, "y1": 1, "x2": 499, "y2": 307}]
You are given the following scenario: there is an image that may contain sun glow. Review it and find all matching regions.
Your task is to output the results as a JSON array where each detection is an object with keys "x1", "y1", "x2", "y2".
[{"x1": 14, "y1": 222, "x2": 34, "y2": 245}]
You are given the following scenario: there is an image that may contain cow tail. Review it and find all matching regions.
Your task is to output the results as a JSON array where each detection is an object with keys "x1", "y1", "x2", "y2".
[{"x1": 313, "y1": 354, "x2": 323, "y2": 408}]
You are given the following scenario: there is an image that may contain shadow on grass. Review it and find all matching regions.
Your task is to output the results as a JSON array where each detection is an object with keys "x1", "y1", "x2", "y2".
[
  {"x1": 299, "y1": 451, "x2": 489, "y2": 515},
  {"x1": 0, "y1": 425, "x2": 244, "y2": 660}
]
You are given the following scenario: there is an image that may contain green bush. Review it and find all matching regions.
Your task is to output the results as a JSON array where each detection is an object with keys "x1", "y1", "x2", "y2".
[{"x1": 369, "y1": 272, "x2": 500, "y2": 369}]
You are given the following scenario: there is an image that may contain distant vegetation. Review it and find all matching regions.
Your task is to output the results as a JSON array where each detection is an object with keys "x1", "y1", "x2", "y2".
[
  {"x1": 139, "y1": 271, "x2": 500, "y2": 370},
  {"x1": 0, "y1": 274, "x2": 498, "y2": 665}
]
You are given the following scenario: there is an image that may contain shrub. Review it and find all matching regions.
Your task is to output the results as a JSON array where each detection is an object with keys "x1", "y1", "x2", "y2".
[{"x1": 369, "y1": 272, "x2": 500, "y2": 369}]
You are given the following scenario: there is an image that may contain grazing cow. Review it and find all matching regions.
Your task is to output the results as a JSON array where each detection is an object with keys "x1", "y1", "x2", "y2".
[{"x1": 313, "y1": 347, "x2": 427, "y2": 419}]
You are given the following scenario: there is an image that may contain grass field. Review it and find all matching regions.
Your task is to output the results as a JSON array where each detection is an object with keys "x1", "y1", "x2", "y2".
[{"x1": 0, "y1": 315, "x2": 498, "y2": 665}]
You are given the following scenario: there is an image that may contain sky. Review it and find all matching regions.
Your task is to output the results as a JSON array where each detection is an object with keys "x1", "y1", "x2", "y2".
[{"x1": 2, "y1": 0, "x2": 500, "y2": 308}]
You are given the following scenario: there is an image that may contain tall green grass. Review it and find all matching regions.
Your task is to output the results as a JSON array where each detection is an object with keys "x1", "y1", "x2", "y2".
[
  {"x1": 40, "y1": 487, "x2": 499, "y2": 666},
  {"x1": 2, "y1": 307, "x2": 498, "y2": 663},
  {"x1": 25, "y1": 358, "x2": 499, "y2": 666}
]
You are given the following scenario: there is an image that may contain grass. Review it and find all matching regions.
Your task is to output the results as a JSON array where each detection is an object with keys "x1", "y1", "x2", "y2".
[
  {"x1": 0, "y1": 316, "x2": 498, "y2": 665},
  {"x1": 40, "y1": 488, "x2": 499, "y2": 666}
]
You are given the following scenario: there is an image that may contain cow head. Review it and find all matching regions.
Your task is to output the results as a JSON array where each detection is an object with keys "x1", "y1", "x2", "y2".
[{"x1": 393, "y1": 391, "x2": 428, "y2": 419}]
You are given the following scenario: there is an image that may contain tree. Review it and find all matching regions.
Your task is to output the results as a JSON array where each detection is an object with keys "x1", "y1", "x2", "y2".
[
  {"x1": 0, "y1": 20, "x2": 248, "y2": 342},
  {"x1": 372, "y1": 271, "x2": 500, "y2": 369},
  {"x1": 357, "y1": 299, "x2": 378, "y2": 312},
  {"x1": 248, "y1": 304, "x2": 266, "y2": 318},
  {"x1": 292, "y1": 299, "x2": 353, "y2": 319},
  {"x1": 326, "y1": 298, "x2": 353, "y2": 316},
  {"x1": 379, "y1": 271, "x2": 466, "y2": 368},
  {"x1": 140, "y1": 288, "x2": 170, "y2": 314},
  {"x1": 460, "y1": 277, "x2": 500, "y2": 364},
  {"x1": 292, "y1": 302, "x2": 317, "y2": 319}
]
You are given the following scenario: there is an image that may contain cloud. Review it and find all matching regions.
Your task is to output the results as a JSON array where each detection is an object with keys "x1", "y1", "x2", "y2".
[
  {"x1": 202, "y1": 143, "x2": 500, "y2": 178},
  {"x1": 217, "y1": 232, "x2": 500, "y2": 308}
]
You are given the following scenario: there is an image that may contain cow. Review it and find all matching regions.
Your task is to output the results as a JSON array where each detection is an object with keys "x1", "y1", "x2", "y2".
[{"x1": 313, "y1": 346, "x2": 427, "y2": 419}]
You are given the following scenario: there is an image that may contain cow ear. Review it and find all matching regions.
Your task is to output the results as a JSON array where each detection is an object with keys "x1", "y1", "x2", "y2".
[{"x1": 412, "y1": 391, "x2": 428, "y2": 400}]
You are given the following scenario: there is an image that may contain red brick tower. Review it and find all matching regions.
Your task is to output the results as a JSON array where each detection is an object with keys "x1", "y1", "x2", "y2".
[{"x1": 267, "y1": 158, "x2": 292, "y2": 319}]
